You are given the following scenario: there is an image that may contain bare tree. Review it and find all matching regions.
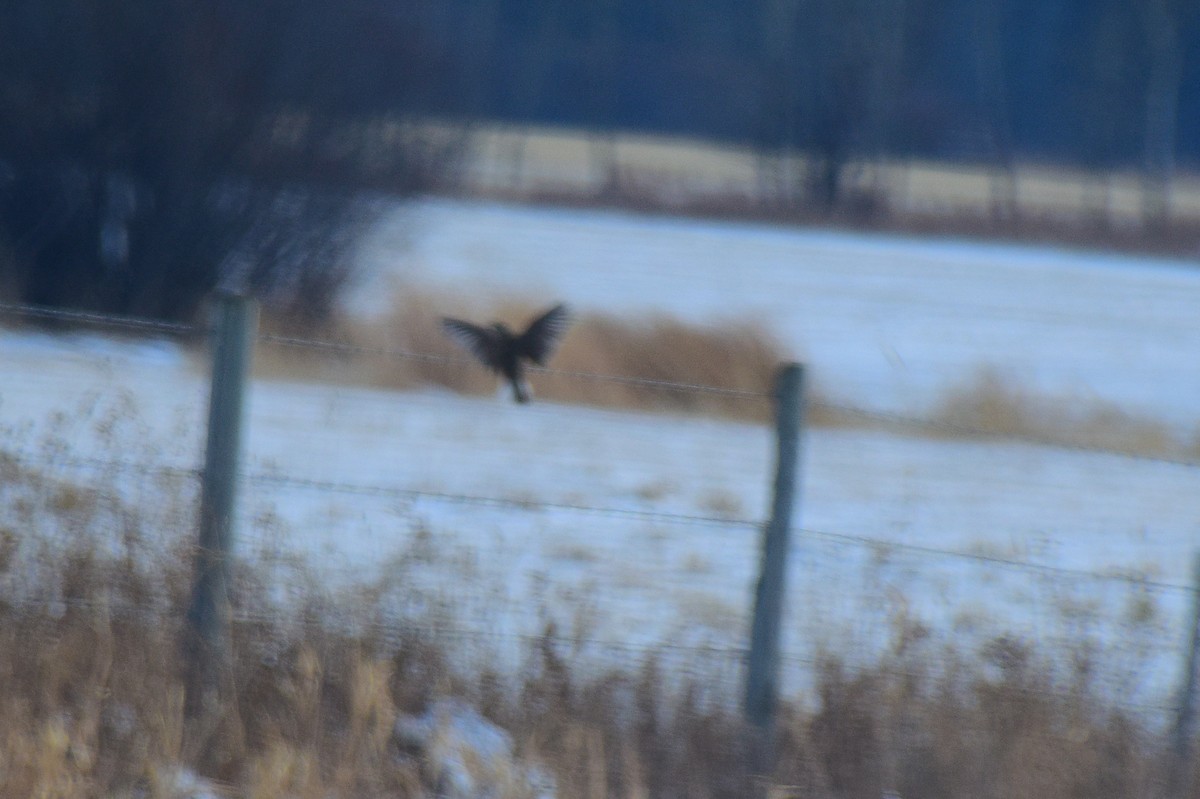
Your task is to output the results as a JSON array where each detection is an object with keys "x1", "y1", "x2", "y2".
[
  {"x1": 972, "y1": 0, "x2": 1017, "y2": 222},
  {"x1": 502, "y1": 0, "x2": 572, "y2": 190},
  {"x1": 1074, "y1": 3, "x2": 1137, "y2": 226},
  {"x1": 586, "y1": 0, "x2": 622, "y2": 197},
  {"x1": 757, "y1": 0, "x2": 899, "y2": 212},
  {"x1": 0, "y1": 0, "x2": 434, "y2": 323},
  {"x1": 755, "y1": 0, "x2": 802, "y2": 207},
  {"x1": 1138, "y1": 0, "x2": 1188, "y2": 228},
  {"x1": 859, "y1": 0, "x2": 906, "y2": 212}
]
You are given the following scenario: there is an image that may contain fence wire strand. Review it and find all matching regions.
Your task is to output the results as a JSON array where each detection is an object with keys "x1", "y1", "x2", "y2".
[
  {"x1": 246, "y1": 471, "x2": 759, "y2": 528},
  {"x1": 1, "y1": 298, "x2": 1198, "y2": 471},
  {"x1": 0, "y1": 300, "x2": 198, "y2": 336},
  {"x1": 24, "y1": 451, "x2": 1195, "y2": 596},
  {"x1": 794, "y1": 524, "x2": 1195, "y2": 595},
  {"x1": 259, "y1": 330, "x2": 772, "y2": 398}
]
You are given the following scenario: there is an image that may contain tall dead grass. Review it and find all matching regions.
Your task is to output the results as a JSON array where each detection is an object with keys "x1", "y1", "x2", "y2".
[
  {"x1": 258, "y1": 297, "x2": 1198, "y2": 458},
  {"x1": 0, "y1": 547, "x2": 1180, "y2": 796},
  {"x1": 0, "y1": 528, "x2": 1182, "y2": 798},
  {"x1": 257, "y1": 291, "x2": 786, "y2": 421},
  {"x1": 0, "y1": 413, "x2": 1178, "y2": 798},
  {"x1": 931, "y1": 366, "x2": 1196, "y2": 459}
]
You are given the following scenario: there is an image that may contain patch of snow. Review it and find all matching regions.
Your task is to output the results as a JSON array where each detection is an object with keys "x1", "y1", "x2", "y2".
[
  {"x1": 142, "y1": 767, "x2": 223, "y2": 799},
  {"x1": 395, "y1": 698, "x2": 556, "y2": 799}
]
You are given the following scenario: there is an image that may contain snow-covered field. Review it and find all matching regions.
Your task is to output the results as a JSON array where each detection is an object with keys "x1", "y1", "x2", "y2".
[
  {"x1": 3, "y1": 198, "x2": 1198, "y2": 714},
  {"x1": 355, "y1": 199, "x2": 1200, "y2": 432}
]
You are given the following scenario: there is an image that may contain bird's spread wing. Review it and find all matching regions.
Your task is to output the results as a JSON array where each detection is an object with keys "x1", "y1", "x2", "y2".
[
  {"x1": 515, "y1": 303, "x2": 571, "y2": 364},
  {"x1": 441, "y1": 318, "x2": 501, "y2": 369}
]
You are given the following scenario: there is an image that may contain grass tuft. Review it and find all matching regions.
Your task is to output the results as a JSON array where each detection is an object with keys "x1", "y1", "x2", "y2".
[
  {"x1": 256, "y1": 296, "x2": 1198, "y2": 459},
  {"x1": 257, "y1": 290, "x2": 786, "y2": 421},
  {"x1": 931, "y1": 366, "x2": 1185, "y2": 457}
]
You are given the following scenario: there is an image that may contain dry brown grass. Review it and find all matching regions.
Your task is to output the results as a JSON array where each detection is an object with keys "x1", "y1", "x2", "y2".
[
  {"x1": 542, "y1": 311, "x2": 780, "y2": 419},
  {"x1": 0, "y1": 538, "x2": 1179, "y2": 799},
  {"x1": 930, "y1": 366, "x2": 1191, "y2": 458},
  {"x1": 0, "y1": 433, "x2": 1175, "y2": 799},
  {"x1": 256, "y1": 291, "x2": 786, "y2": 421},
  {"x1": 0, "y1": 426, "x2": 1179, "y2": 799},
  {"x1": 259, "y1": 300, "x2": 1196, "y2": 459}
]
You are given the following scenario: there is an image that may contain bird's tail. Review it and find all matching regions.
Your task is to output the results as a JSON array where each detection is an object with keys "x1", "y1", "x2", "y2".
[{"x1": 512, "y1": 377, "x2": 532, "y2": 404}]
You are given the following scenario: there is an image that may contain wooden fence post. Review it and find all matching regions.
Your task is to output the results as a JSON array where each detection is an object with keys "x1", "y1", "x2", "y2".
[
  {"x1": 745, "y1": 362, "x2": 804, "y2": 733},
  {"x1": 184, "y1": 292, "x2": 257, "y2": 722},
  {"x1": 1167, "y1": 550, "x2": 1200, "y2": 798}
]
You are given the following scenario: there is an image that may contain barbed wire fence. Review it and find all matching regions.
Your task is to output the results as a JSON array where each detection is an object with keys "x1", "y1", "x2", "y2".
[{"x1": 1, "y1": 296, "x2": 1198, "y2": 769}]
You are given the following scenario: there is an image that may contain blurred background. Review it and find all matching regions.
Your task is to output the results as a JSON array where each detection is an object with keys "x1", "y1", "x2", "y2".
[{"x1": 0, "y1": 0, "x2": 1197, "y2": 326}]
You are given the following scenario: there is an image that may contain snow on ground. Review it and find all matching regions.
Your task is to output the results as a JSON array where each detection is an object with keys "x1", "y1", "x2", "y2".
[
  {"x1": 353, "y1": 198, "x2": 1200, "y2": 432},
  {"x1": 2, "y1": 198, "x2": 1198, "y2": 715}
]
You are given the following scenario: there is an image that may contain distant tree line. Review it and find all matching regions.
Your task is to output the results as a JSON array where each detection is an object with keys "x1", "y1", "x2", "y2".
[
  {"x1": 0, "y1": 0, "x2": 437, "y2": 323},
  {"x1": 414, "y1": 0, "x2": 1198, "y2": 213},
  {"x1": 0, "y1": 0, "x2": 1196, "y2": 320}
]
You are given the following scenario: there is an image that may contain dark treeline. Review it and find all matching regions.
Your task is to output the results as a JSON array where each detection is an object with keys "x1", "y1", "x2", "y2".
[
  {"x1": 420, "y1": 0, "x2": 1199, "y2": 166},
  {"x1": 0, "y1": 0, "x2": 1196, "y2": 320},
  {"x1": 415, "y1": 0, "x2": 1198, "y2": 213},
  {"x1": 0, "y1": 0, "x2": 435, "y2": 322}
]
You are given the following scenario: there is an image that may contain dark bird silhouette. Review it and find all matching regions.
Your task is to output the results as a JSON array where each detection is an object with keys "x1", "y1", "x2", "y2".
[{"x1": 441, "y1": 303, "x2": 571, "y2": 403}]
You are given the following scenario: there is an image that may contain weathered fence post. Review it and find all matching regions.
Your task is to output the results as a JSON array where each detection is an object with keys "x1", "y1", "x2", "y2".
[
  {"x1": 745, "y1": 363, "x2": 804, "y2": 740},
  {"x1": 1167, "y1": 550, "x2": 1200, "y2": 798},
  {"x1": 184, "y1": 292, "x2": 257, "y2": 722}
]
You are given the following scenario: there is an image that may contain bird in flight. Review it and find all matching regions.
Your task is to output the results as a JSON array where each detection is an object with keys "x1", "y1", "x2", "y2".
[{"x1": 441, "y1": 303, "x2": 571, "y2": 403}]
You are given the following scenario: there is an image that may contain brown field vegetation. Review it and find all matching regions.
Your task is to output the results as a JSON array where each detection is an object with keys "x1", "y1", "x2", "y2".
[
  {"x1": 0, "y1": 533, "x2": 1181, "y2": 799},
  {"x1": 926, "y1": 367, "x2": 1200, "y2": 460},
  {"x1": 256, "y1": 293, "x2": 787, "y2": 422},
  {"x1": 256, "y1": 295, "x2": 1200, "y2": 460}
]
